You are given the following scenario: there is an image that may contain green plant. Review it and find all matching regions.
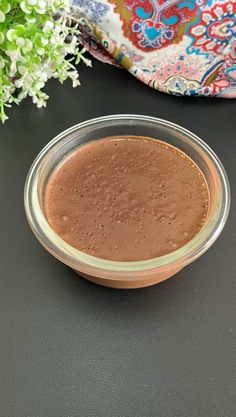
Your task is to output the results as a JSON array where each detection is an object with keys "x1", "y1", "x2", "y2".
[{"x1": 0, "y1": 0, "x2": 90, "y2": 123}]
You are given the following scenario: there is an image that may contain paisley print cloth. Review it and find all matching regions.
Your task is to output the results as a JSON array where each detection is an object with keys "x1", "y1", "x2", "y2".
[{"x1": 72, "y1": 0, "x2": 236, "y2": 97}]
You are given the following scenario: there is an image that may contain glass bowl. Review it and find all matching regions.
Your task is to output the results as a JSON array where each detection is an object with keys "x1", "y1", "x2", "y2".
[{"x1": 24, "y1": 115, "x2": 230, "y2": 289}]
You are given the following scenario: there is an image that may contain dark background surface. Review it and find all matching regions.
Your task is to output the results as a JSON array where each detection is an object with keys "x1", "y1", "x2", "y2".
[{"x1": 0, "y1": 60, "x2": 235, "y2": 417}]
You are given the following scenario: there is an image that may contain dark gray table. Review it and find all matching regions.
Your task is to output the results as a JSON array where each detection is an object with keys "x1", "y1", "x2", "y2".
[{"x1": 1, "y1": 60, "x2": 235, "y2": 417}]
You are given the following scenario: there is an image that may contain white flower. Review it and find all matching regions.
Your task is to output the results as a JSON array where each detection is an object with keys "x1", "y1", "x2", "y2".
[
  {"x1": 24, "y1": 39, "x2": 33, "y2": 52},
  {"x1": 34, "y1": 81, "x2": 45, "y2": 90},
  {"x1": 5, "y1": 49, "x2": 22, "y2": 62},
  {"x1": 35, "y1": 70, "x2": 48, "y2": 82},
  {"x1": 18, "y1": 66, "x2": 27, "y2": 75},
  {"x1": 38, "y1": 0, "x2": 46, "y2": 9},
  {"x1": 15, "y1": 79, "x2": 25, "y2": 89},
  {"x1": 43, "y1": 20, "x2": 54, "y2": 33},
  {"x1": 10, "y1": 62, "x2": 17, "y2": 73}
]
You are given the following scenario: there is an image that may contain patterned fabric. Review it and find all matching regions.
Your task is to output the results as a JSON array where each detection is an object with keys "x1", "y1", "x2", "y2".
[{"x1": 71, "y1": 0, "x2": 236, "y2": 97}]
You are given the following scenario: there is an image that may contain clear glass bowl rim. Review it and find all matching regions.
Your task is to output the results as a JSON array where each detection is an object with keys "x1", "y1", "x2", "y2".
[{"x1": 24, "y1": 114, "x2": 230, "y2": 279}]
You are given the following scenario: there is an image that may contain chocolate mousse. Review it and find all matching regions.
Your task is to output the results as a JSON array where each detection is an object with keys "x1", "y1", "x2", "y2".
[{"x1": 44, "y1": 136, "x2": 209, "y2": 261}]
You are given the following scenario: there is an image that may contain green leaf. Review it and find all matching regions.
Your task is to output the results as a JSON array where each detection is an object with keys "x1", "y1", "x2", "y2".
[
  {"x1": 6, "y1": 29, "x2": 17, "y2": 42},
  {"x1": 0, "y1": 11, "x2": 6, "y2": 23}
]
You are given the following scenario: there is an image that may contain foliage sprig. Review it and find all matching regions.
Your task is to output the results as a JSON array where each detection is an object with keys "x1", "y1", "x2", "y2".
[{"x1": 0, "y1": 0, "x2": 90, "y2": 123}]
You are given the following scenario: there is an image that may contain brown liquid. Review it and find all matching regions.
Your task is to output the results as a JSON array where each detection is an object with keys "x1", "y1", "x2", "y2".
[{"x1": 45, "y1": 136, "x2": 209, "y2": 261}]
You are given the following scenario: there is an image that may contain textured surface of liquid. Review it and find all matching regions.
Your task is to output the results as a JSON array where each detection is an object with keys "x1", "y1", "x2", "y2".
[{"x1": 45, "y1": 136, "x2": 209, "y2": 261}]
